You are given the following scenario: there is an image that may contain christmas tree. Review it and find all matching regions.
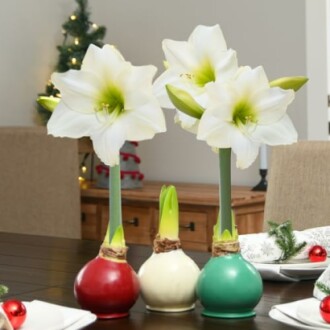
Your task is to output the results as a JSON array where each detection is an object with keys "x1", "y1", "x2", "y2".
[{"x1": 37, "y1": 0, "x2": 106, "y2": 124}]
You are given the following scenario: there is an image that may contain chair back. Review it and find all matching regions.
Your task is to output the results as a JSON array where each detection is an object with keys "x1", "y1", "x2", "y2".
[
  {"x1": 0, "y1": 126, "x2": 81, "y2": 238},
  {"x1": 264, "y1": 141, "x2": 330, "y2": 231}
]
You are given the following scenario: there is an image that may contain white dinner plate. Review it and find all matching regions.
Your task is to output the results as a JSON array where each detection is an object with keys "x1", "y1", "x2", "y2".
[
  {"x1": 269, "y1": 308, "x2": 318, "y2": 330},
  {"x1": 296, "y1": 298, "x2": 330, "y2": 329},
  {"x1": 253, "y1": 258, "x2": 330, "y2": 281}
]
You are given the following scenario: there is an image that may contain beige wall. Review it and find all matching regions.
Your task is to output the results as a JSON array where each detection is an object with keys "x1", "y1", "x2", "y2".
[{"x1": 0, "y1": 0, "x2": 327, "y2": 186}]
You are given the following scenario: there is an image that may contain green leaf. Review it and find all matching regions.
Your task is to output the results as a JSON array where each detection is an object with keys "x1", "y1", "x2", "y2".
[
  {"x1": 37, "y1": 96, "x2": 60, "y2": 112},
  {"x1": 316, "y1": 281, "x2": 330, "y2": 295},
  {"x1": 269, "y1": 76, "x2": 308, "y2": 92},
  {"x1": 159, "y1": 185, "x2": 167, "y2": 222},
  {"x1": 166, "y1": 84, "x2": 204, "y2": 119},
  {"x1": 158, "y1": 185, "x2": 179, "y2": 240},
  {"x1": 220, "y1": 229, "x2": 233, "y2": 241},
  {"x1": 213, "y1": 210, "x2": 238, "y2": 242},
  {"x1": 110, "y1": 225, "x2": 126, "y2": 248},
  {"x1": 0, "y1": 285, "x2": 8, "y2": 297},
  {"x1": 213, "y1": 221, "x2": 220, "y2": 242}
]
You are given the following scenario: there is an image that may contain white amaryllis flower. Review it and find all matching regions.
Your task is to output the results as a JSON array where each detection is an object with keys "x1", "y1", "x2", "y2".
[
  {"x1": 153, "y1": 24, "x2": 238, "y2": 132},
  {"x1": 47, "y1": 44, "x2": 166, "y2": 166},
  {"x1": 197, "y1": 66, "x2": 297, "y2": 169}
]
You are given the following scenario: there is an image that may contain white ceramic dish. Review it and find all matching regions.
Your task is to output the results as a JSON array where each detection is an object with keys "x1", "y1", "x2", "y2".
[
  {"x1": 253, "y1": 259, "x2": 330, "y2": 281},
  {"x1": 296, "y1": 298, "x2": 330, "y2": 329},
  {"x1": 269, "y1": 308, "x2": 317, "y2": 330}
]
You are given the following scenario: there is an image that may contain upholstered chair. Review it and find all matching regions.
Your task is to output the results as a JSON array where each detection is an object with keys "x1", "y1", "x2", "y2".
[
  {"x1": 0, "y1": 126, "x2": 81, "y2": 238},
  {"x1": 263, "y1": 141, "x2": 330, "y2": 231}
]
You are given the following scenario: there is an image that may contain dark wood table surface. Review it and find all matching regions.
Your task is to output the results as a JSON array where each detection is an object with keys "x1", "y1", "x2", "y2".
[{"x1": 0, "y1": 232, "x2": 315, "y2": 329}]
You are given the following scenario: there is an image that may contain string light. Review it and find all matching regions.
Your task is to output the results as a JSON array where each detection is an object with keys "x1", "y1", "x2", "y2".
[
  {"x1": 92, "y1": 23, "x2": 98, "y2": 29},
  {"x1": 74, "y1": 38, "x2": 79, "y2": 45},
  {"x1": 79, "y1": 153, "x2": 90, "y2": 183},
  {"x1": 81, "y1": 165, "x2": 87, "y2": 174},
  {"x1": 71, "y1": 57, "x2": 77, "y2": 65},
  {"x1": 70, "y1": 15, "x2": 77, "y2": 20}
]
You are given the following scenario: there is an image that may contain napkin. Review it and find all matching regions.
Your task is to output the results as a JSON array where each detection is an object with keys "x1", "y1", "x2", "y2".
[
  {"x1": 314, "y1": 261, "x2": 330, "y2": 300},
  {"x1": 0, "y1": 311, "x2": 13, "y2": 330},
  {"x1": 0, "y1": 300, "x2": 96, "y2": 330},
  {"x1": 269, "y1": 298, "x2": 327, "y2": 330},
  {"x1": 239, "y1": 226, "x2": 330, "y2": 263}
]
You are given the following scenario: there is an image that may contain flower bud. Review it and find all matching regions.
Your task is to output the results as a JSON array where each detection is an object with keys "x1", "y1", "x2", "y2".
[
  {"x1": 37, "y1": 96, "x2": 60, "y2": 112},
  {"x1": 166, "y1": 84, "x2": 204, "y2": 119},
  {"x1": 269, "y1": 76, "x2": 308, "y2": 91}
]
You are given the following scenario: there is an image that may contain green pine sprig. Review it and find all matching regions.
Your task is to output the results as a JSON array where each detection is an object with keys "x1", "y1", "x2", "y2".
[
  {"x1": 0, "y1": 285, "x2": 8, "y2": 297},
  {"x1": 268, "y1": 220, "x2": 307, "y2": 262},
  {"x1": 315, "y1": 281, "x2": 330, "y2": 295}
]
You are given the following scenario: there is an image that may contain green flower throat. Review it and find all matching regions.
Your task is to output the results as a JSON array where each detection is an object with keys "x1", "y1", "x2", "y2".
[
  {"x1": 193, "y1": 58, "x2": 216, "y2": 87},
  {"x1": 96, "y1": 85, "x2": 125, "y2": 115},
  {"x1": 232, "y1": 99, "x2": 257, "y2": 127}
]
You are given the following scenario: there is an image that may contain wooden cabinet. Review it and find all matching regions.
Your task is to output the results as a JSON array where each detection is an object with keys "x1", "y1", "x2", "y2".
[{"x1": 80, "y1": 181, "x2": 266, "y2": 251}]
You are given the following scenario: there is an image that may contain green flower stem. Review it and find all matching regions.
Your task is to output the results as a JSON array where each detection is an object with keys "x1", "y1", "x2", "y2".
[
  {"x1": 109, "y1": 164, "x2": 122, "y2": 244},
  {"x1": 218, "y1": 148, "x2": 232, "y2": 236}
]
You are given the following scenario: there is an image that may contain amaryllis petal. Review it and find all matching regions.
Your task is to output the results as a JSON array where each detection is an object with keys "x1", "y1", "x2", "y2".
[
  {"x1": 235, "y1": 66, "x2": 269, "y2": 91},
  {"x1": 121, "y1": 65, "x2": 157, "y2": 94},
  {"x1": 197, "y1": 108, "x2": 232, "y2": 147},
  {"x1": 174, "y1": 111, "x2": 199, "y2": 133},
  {"x1": 254, "y1": 87, "x2": 294, "y2": 124},
  {"x1": 252, "y1": 115, "x2": 298, "y2": 145},
  {"x1": 82, "y1": 44, "x2": 125, "y2": 83},
  {"x1": 188, "y1": 25, "x2": 228, "y2": 56},
  {"x1": 230, "y1": 131, "x2": 260, "y2": 169},
  {"x1": 47, "y1": 102, "x2": 96, "y2": 138},
  {"x1": 163, "y1": 39, "x2": 197, "y2": 71},
  {"x1": 91, "y1": 123, "x2": 126, "y2": 167},
  {"x1": 52, "y1": 70, "x2": 101, "y2": 99}
]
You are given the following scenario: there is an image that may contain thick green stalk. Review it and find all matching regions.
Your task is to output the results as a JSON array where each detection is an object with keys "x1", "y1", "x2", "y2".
[
  {"x1": 218, "y1": 148, "x2": 232, "y2": 236},
  {"x1": 109, "y1": 164, "x2": 122, "y2": 243}
]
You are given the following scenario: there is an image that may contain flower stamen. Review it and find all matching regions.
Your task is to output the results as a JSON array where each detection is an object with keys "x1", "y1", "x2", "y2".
[
  {"x1": 180, "y1": 73, "x2": 194, "y2": 81},
  {"x1": 95, "y1": 85, "x2": 125, "y2": 124}
]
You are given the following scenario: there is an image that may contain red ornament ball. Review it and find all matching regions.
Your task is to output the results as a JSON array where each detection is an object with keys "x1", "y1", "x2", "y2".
[
  {"x1": 2, "y1": 299, "x2": 27, "y2": 329},
  {"x1": 320, "y1": 296, "x2": 330, "y2": 323},
  {"x1": 309, "y1": 245, "x2": 327, "y2": 262}
]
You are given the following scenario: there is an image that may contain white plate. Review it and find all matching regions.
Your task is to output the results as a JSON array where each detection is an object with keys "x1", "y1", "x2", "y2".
[
  {"x1": 253, "y1": 259, "x2": 330, "y2": 281},
  {"x1": 269, "y1": 308, "x2": 318, "y2": 330},
  {"x1": 296, "y1": 298, "x2": 330, "y2": 329}
]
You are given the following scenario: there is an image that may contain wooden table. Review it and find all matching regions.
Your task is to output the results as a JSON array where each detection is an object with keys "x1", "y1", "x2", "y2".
[
  {"x1": 81, "y1": 181, "x2": 266, "y2": 251},
  {"x1": 0, "y1": 232, "x2": 316, "y2": 329}
]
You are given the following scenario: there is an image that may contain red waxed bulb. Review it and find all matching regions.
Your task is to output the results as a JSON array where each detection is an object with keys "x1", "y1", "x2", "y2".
[
  {"x1": 2, "y1": 299, "x2": 27, "y2": 329},
  {"x1": 320, "y1": 296, "x2": 330, "y2": 323},
  {"x1": 309, "y1": 245, "x2": 327, "y2": 262}
]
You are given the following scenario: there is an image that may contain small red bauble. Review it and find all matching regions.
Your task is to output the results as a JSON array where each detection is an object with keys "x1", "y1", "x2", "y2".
[
  {"x1": 320, "y1": 296, "x2": 330, "y2": 323},
  {"x1": 2, "y1": 299, "x2": 27, "y2": 329},
  {"x1": 308, "y1": 245, "x2": 327, "y2": 262}
]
